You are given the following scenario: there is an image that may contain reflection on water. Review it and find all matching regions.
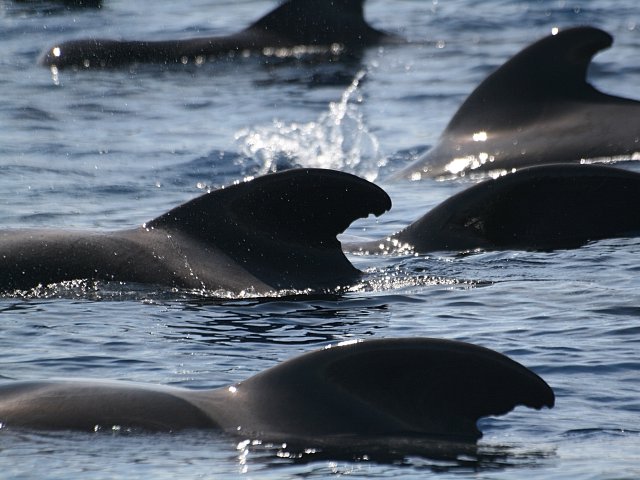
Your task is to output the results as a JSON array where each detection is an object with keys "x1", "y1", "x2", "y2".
[
  {"x1": 166, "y1": 297, "x2": 392, "y2": 346},
  {"x1": 0, "y1": 427, "x2": 557, "y2": 478},
  {"x1": 232, "y1": 434, "x2": 556, "y2": 476}
]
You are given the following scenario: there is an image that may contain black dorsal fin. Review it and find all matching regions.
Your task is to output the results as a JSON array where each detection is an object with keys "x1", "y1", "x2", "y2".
[
  {"x1": 447, "y1": 26, "x2": 621, "y2": 133},
  {"x1": 146, "y1": 169, "x2": 391, "y2": 289},
  {"x1": 148, "y1": 168, "x2": 390, "y2": 246},
  {"x1": 245, "y1": 0, "x2": 386, "y2": 46},
  {"x1": 242, "y1": 338, "x2": 554, "y2": 440},
  {"x1": 323, "y1": 338, "x2": 555, "y2": 439}
]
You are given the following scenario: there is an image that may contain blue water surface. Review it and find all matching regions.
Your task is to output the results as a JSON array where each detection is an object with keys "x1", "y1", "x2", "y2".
[{"x1": 1, "y1": 0, "x2": 639, "y2": 478}]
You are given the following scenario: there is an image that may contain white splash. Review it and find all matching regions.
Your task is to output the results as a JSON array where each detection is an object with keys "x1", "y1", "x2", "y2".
[{"x1": 234, "y1": 70, "x2": 385, "y2": 181}]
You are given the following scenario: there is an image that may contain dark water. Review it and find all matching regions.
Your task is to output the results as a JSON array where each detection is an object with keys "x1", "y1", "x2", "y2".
[{"x1": 1, "y1": 0, "x2": 639, "y2": 478}]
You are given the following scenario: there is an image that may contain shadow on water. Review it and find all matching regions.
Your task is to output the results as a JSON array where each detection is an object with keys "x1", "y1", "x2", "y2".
[
  {"x1": 244, "y1": 436, "x2": 556, "y2": 474},
  {"x1": 0, "y1": 427, "x2": 555, "y2": 476}
]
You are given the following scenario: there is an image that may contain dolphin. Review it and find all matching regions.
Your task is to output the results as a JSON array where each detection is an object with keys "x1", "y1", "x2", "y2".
[
  {"x1": 0, "y1": 169, "x2": 390, "y2": 294},
  {"x1": 40, "y1": 0, "x2": 400, "y2": 69},
  {"x1": 0, "y1": 338, "x2": 554, "y2": 443},
  {"x1": 396, "y1": 26, "x2": 640, "y2": 180},
  {"x1": 14, "y1": 0, "x2": 102, "y2": 10},
  {"x1": 354, "y1": 164, "x2": 640, "y2": 254}
]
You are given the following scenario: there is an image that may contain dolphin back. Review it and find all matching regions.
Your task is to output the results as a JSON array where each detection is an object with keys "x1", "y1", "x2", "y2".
[
  {"x1": 226, "y1": 338, "x2": 554, "y2": 441},
  {"x1": 0, "y1": 380, "x2": 217, "y2": 431},
  {"x1": 396, "y1": 27, "x2": 640, "y2": 179},
  {"x1": 394, "y1": 164, "x2": 640, "y2": 252},
  {"x1": 41, "y1": 0, "x2": 394, "y2": 68},
  {"x1": 0, "y1": 338, "x2": 553, "y2": 440}
]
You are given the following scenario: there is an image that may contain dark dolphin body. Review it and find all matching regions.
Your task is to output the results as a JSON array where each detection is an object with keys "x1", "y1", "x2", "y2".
[
  {"x1": 354, "y1": 164, "x2": 640, "y2": 254},
  {"x1": 396, "y1": 26, "x2": 640, "y2": 180},
  {"x1": 40, "y1": 0, "x2": 400, "y2": 69},
  {"x1": 0, "y1": 169, "x2": 390, "y2": 294},
  {"x1": 14, "y1": 0, "x2": 101, "y2": 9},
  {"x1": 0, "y1": 338, "x2": 554, "y2": 443}
]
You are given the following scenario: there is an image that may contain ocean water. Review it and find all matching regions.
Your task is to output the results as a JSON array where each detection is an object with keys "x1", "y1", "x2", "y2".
[{"x1": 1, "y1": 0, "x2": 640, "y2": 478}]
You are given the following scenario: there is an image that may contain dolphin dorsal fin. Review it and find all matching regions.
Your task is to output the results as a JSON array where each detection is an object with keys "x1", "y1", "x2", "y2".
[
  {"x1": 322, "y1": 338, "x2": 555, "y2": 439},
  {"x1": 148, "y1": 168, "x2": 390, "y2": 247},
  {"x1": 146, "y1": 169, "x2": 390, "y2": 288},
  {"x1": 240, "y1": 338, "x2": 554, "y2": 440},
  {"x1": 245, "y1": 0, "x2": 385, "y2": 46},
  {"x1": 447, "y1": 26, "x2": 618, "y2": 132}
]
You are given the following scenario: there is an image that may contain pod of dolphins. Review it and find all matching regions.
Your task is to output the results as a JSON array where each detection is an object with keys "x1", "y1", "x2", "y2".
[{"x1": 2, "y1": 0, "x2": 639, "y2": 456}]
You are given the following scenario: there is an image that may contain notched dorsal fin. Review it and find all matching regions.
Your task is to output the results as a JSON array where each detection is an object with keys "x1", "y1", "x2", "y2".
[
  {"x1": 447, "y1": 26, "x2": 616, "y2": 132},
  {"x1": 323, "y1": 338, "x2": 554, "y2": 440},
  {"x1": 148, "y1": 168, "x2": 391, "y2": 251},
  {"x1": 245, "y1": 0, "x2": 383, "y2": 45}
]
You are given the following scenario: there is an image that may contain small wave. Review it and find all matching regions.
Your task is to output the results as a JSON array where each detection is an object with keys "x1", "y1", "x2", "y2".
[
  {"x1": 349, "y1": 263, "x2": 480, "y2": 294},
  {"x1": 562, "y1": 427, "x2": 640, "y2": 438},
  {"x1": 1, "y1": 279, "x2": 349, "y2": 303}
]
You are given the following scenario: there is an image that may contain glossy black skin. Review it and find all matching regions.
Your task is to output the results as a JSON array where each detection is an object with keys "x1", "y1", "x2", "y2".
[
  {"x1": 0, "y1": 338, "x2": 554, "y2": 443},
  {"x1": 396, "y1": 27, "x2": 640, "y2": 179},
  {"x1": 353, "y1": 164, "x2": 640, "y2": 254},
  {"x1": 40, "y1": 0, "x2": 402, "y2": 69},
  {"x1": 0, "y1": 169, "x2": 390, "y2": 293}
]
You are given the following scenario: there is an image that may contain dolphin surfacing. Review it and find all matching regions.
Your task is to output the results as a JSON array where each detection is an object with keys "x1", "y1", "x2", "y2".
[
  {"x1": 40, "y1": 0, "x2": 401, "y2": 69},
  {"x1": 358, "y1": 164, "x2": 640, "y2": 254},
  {"x1": 0, "y1": 338, "x2": 554, "y2": 442},
  {"x1": 397, "y1": 26, "x2": 640, "y2": 180},
  {"x1": 0, "y1": 169, "x2": 391, "y2": 294}
]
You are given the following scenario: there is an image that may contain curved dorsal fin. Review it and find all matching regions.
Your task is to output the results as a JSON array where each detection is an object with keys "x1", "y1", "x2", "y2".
[
  {"x1": 323, "y1": 338, "x2": 555, "y2": 439},
  {"x1": 148, "y1": 168, "x2": 390, "y2": 247},
  {"x1": 146, "y1": 169, "x2": 391, "y2": 288},
  {"x1": 245, "y1": 0, "x2": 386, "y2": 46},
  {"x1": 241, "y1": 338, "x2": 554, "y2": 440},
  {"x1": 447, "y1": 26, "x2": 620, "y2": 132}
]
